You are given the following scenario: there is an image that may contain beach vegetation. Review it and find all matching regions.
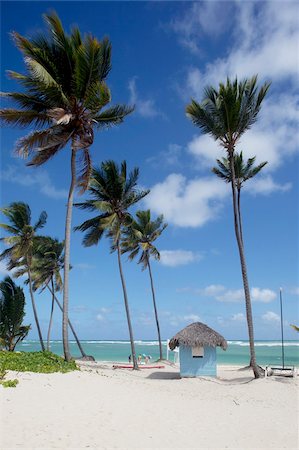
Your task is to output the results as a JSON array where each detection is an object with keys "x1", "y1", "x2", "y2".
[
  {"x1": 0, "y1": 378, "x2": 19, "y2": 388},
  {"x1": 0, "y1": 351, "x2": 78, "y2": 373},
  {"x1": 75, "y1": 160, "x2": 149, "y2": 370},
  {"x1": 186, "y1": 75, "x2": 270, "y2": 378},
  {"x1": 0, "y1": 203, "x2": 47, "y2": 350},
  {"x1": 121, "y1": 210, "x2": 167, "y2": 360},
  {"x1": 0, "y1": 277, "x2": 30, "y2": 352},
  {"x1": 0, "y1": 11, "x2": 133, "y2": 361}
]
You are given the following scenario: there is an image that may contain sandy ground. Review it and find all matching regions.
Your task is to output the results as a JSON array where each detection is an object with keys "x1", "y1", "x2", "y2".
[{"x1": 0, "y1": 362, "x2": 298, "y2": 450}]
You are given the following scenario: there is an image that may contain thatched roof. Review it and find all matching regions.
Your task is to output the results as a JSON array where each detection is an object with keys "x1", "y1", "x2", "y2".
[{"x1": 169, "y1": 322, "x2": 227, "y2": 351}]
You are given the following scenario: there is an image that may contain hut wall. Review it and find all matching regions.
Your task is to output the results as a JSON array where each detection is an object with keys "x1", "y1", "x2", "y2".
[{"x1": 179, "y1": 345, "x2": 217, "y2": 377}]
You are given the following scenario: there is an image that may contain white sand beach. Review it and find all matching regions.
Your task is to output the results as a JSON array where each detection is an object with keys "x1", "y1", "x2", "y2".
[{"x1": 1, "y1": 362, "x2": 298, "y2": 450}]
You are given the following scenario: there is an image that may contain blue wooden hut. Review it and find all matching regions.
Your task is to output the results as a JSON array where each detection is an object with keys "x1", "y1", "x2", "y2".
[{"x1": 169, "y1": 322, "x2": 227, "y2": 377}]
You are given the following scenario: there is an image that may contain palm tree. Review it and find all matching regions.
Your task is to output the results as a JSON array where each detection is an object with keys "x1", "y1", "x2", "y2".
[
  {"x1": 0, "y1": 12, "x2": 133, "y2": 361},
  {"x1": 29, "y1": 237, "x2": 64, "y2": 351},
  {"x1": 212, "y1": 151, "x2": 267, "y2": 243},
  {"x1": 0, "y1": 276, "x2": 31, "y2": 351},
  {"x1": 121, "y1": 210, "x2": 167, "y2": 360},
  {"x1": 0, "y1": 202, "x2": 47, "y2": 350},
  {"x1": 186, "y1": 76, "x2": 270, "y2": 378},
  {"x1": 15, "y1": 236, "x2": 90, "y2": 358},
  {"x1": 75, "y1": 161, "x2": 149, "y2": 370}
]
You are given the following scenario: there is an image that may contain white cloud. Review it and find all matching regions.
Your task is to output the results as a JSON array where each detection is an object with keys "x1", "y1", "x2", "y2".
[
  {"x1": 128, "y1": 77, "x2": 165, "y2": 119},
  {"x1": 231, "y1": 313, "x2": 246, "y2": 322},
  {"x1": 96, "y1": 314, "x2": 104, "y2": 321},
  {"x1": 172, "y1": 2, "x2": 299, "y2": 182},
  {"x1": 146, "y1": 144, "x2": 183, "y2": 168},
  {"x1": 198, "y1": 284, "x2": 226, "y2": 296},
  {"x1": 248, "y1": 176, "x2": 292, "y2": 196},
  {"x1": 168, "y1": 2, "x2": 233, "y2": 54},
  {"x1": 183, "y1": 314, "x2": 201, "y2": 322},
  {"x1": 0, "y1": 165, "x2": 67, "y2": 200},
  {"x1": 180, "y1": 2, "x2": 299, "y2": 89},
  {"x1": 99, "y1": 307, "x2": 111, "y2": 314},
  {"x1": 251, "y1": 287, "x2": 277, "y2": 303},
  {"x1": 216, "y1": 289, "x2": 244, "y2": 303},
  {"x1": 144, "y1": 174, "x2": 229, "y2": 227},
  {"x1": 193, "y1": 285, "x2": 277, "y2": 303},
  {"x1": 159, "y1": 250, "x2": 202, "y2": 267},
  {"x1": 262, "y1": 311, "x2": 280, "y2": 323}
]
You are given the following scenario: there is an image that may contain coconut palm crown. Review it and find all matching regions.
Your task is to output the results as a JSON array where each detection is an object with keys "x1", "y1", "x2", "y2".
[
  {"x1": 212, "y1": 151, "x2": 268, "y2": 190},
  {"x1": 186, "y1": 76, "x2": 270, "y2": 152},
  {"x1": 121, "y1": 210, "x2": 167, "y2": 270},
  {"x1": 0, "y1": 11, "x2": 133, "y2": 191},
  {"x1": 212, "y1": 151, "x2": 268, "y2": 245},
  {"x1": 75, "y1": 161, "x2": 149, "y2": 247}
]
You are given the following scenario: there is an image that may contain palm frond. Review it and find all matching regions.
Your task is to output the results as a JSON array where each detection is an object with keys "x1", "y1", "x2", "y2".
[
  {"x1": 93, "y1": 104, "x2": 134, "y2": 128},
  {"x1": 0, "y1": 109, "x2": 50, "y2": 128}
]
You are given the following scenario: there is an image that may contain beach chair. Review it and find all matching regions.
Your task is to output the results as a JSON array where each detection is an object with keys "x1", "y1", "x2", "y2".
[{"x1": 265, "y1": 365, "x2": 297, "y2": 378}]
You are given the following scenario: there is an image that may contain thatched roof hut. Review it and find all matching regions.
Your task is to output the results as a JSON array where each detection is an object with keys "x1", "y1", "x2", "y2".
[{"x1": 169, "y1": 322, "x2": 227, "y2": 351}]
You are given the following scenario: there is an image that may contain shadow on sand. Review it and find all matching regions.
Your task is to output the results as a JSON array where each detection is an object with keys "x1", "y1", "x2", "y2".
[{"x1": 147, "y1": 371, "x2": 181, "y2": 380}]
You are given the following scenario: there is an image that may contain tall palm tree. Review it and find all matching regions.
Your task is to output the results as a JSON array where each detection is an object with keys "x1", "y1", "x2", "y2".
[
  {"x1": 186, "y1": 76, "x2": 270, "y2": 378},
  {"x1": 212, "y1": 151, "x2": 267, "y2": 243},
  {"x1": 0, "y1": 12, "x2": 133, "y2": 361},
  {"x1": 75, "y1": 161, "x2": 149, "y2": 370},
  {"x1": 121, "y1": 210, "x2": 167, "y2": 360},
  {"x1": 0, "y1": 202, "x2": 47, "y2": 350}
]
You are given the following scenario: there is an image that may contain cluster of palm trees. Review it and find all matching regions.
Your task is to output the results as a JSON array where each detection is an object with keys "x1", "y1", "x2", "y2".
[
  {"x1": 0, "y1": 11, "x2": 271, "y2": 377},
  {"x1": 0, "y1": 181, "x2": 167, "y2": 369}
]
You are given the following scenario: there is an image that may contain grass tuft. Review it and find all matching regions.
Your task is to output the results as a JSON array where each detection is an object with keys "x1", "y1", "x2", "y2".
[{"x1": 1, "y1": 379, "x2": 18, "y2": 388}]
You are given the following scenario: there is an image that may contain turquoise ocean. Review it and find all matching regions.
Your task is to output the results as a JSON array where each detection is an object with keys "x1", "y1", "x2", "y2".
[{"x1": 16, "y1": 340, "x2": 299, "y2": 366}]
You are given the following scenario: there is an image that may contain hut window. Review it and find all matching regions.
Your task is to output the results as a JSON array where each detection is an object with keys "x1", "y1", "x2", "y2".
[{"x1": 192, "y1": 346, "x2": 204, "y2": 358}]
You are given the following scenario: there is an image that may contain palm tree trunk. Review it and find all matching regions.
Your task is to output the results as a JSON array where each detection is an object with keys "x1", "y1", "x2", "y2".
[
  {"x1": 62, "y1": 146, "x2": 77, "y2": 361},
  {"x1": 46, "y1": 285, "x2": 87, "y2": 358},
  {"x1": 228, "y1": 150, "x2": 262, "y2": 379},
  {"x1": 47, "y1": 277, "x2": 55, "y2": 351},
  {"x1": 147, "y1": 258, "x2": 163, "y2": 360},
  {"x1": 117, "y1": 241, "x2": 138, "y2": 370},
  {"x1": 27, "y1": 265, "x2": 45, "y2": 351},
  {"x1": 237, "y1": 188, "x2": 244, "y2": 246}
]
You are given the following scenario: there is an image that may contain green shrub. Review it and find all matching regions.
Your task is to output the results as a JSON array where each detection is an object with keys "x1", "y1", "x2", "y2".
[
  {"x1": 0, "y1": 351, "x2": 78, "y2": 373},
  {"x1": 1, "y1": 379, "x2": 18, "y2": 388}
]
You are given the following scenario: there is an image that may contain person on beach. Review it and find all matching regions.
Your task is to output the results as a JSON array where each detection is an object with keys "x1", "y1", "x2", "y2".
[{"x1": 128, "y1": 355, "x2": 131, "y2": 363}]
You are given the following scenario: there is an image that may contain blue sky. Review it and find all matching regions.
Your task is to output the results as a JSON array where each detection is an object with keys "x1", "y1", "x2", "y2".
[{"x1": 1, "y1": 1, "x2": 298, "y2": 341}]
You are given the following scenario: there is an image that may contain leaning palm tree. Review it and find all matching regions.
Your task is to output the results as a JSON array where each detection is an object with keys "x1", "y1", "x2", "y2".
[
  {"x1": 75, "y1": 161, "x2": 149, "y2": 370},
  {"x1": 15, "y1": 236, "x2": 90, "y2": 358},
  {"x1": 0, "y1": 12, "x2": 133, "y2": 361},
  {"x1": 186, "y1": 76, "x2": 270, "y2": 378},
  {"x1": 29, "y1": 237, "x2": 64, "y2": 351},
  {"x1": 212, "y1": 151, "x2": 267, "y2": 243},
  {"x1": 121, "y1": 210, "x2": 167, "y2": 360},
  {"x1": 0, "y1": 202, "x2": 47, "y2": 350}
]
